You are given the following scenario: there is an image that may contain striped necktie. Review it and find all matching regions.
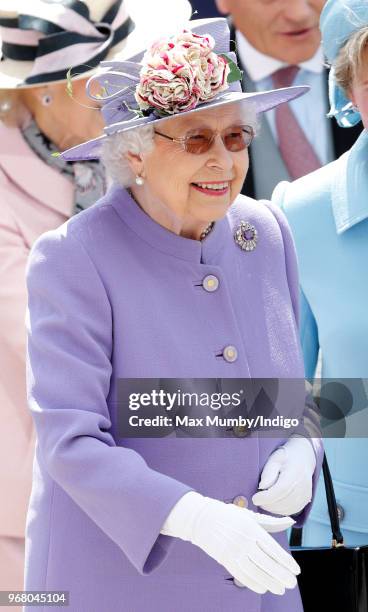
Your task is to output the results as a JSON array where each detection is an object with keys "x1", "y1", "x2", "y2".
[{"x1": 272, "y1": 65, "x2": 321, "y2": 180}]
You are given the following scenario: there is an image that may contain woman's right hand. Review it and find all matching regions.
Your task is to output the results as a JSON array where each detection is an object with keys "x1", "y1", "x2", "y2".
[{"x1": 160, "y1": 491, "x2": 300, "y2": 595}]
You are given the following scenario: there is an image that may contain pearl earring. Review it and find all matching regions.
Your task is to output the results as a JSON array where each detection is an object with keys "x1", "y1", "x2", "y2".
[
  {"x1": 0, "y1": 100, "x2": 12, "y2": 114},
  {"x1": 41, "y1": 92, "x2": 53, "y2": 106},
  {"x1": 135, "y1": 175, "x2": 144, "y2": 186}
]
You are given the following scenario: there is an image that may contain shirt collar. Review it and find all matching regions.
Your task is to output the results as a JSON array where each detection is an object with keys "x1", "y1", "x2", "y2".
[
  {"x1": 331, "y1": 129, "x2": 368, "y2": 234},
  {"x1": 109, "y1": 185, "x2": 232, "y2": 264},
  {"x1": 235, "y1": 30, "x2": 324, "y2": 82}
]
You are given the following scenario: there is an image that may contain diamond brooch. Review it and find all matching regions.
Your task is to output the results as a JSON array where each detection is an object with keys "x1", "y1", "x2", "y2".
[{"x1": 234, "y1": 221, "x2": 258, "y2": 251}]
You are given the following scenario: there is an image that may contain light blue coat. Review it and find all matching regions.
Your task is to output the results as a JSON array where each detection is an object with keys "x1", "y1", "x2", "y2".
[{"x1": 273, "y1": 129, "x2": 368, "y2": 546}]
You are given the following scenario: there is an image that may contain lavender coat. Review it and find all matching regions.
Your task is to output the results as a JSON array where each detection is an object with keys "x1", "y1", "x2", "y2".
[{"x1": 24, "y1": 186, "x2": 323, "y2": 612}]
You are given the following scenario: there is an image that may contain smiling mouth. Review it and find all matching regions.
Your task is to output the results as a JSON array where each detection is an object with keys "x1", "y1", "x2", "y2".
[{"x1": 191, "y1": 181, "x2": 230, "y2": 196}]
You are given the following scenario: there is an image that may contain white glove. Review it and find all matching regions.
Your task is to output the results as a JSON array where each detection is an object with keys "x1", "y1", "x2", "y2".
[
  {"x1": 160, "y1": 491, "x2": 300, "y2": 595},
  {"x1": 252, "y1": 436, "x2": 317, "y2": 516}
]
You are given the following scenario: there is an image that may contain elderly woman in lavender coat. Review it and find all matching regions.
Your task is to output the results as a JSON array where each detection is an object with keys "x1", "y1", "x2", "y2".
[{"x1": 24, "y1": 18, "x2": 323, "y2": 612}]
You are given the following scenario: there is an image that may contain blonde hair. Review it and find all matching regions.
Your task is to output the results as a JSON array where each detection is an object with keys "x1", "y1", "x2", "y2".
[
  {"x1": 334, "y1": 26, "x2": 368, "y2": 94},
  {"x1": 0, "y1": 89, "x2": 31, "y2": 127}
]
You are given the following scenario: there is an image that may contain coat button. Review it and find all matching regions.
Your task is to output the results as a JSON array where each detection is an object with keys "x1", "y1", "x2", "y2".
[
  {"x1": 232, "y1": 424, "x2": 250, "y2": 437},
  {"x1": 233, "y1": 495, "x2": 248, "y2": 508},
  {"x1": 202, "y1": 275, "x2": 219, "y2": 292},
  {"x1": 223, "y1": 345, "x2": 238, "y2": 363},
  {"x1": 336, "y1": 503, "x2": 345, "y2": 522}
]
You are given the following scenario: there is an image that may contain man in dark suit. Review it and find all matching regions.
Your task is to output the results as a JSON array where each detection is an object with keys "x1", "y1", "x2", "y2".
[
  {"x1": 190, "y1": 0, "x2": 221, "y2": 18},
  {"x1": 215, "y1": 0, "x2": 361, "y2": 199}
]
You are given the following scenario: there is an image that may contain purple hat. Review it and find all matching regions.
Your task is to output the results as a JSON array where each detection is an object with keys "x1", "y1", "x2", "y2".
[{"x1": 60, "y1": 18, "x2": 310, "y2": 161}]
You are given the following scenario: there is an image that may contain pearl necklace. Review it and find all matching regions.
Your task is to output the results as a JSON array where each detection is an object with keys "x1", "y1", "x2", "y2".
[
  {"x1": 128, "y1": 189, "x2": 215, "y2": 241},
  {"x1": 199, "y1": 221, "x2": 215, "y2": 241}
]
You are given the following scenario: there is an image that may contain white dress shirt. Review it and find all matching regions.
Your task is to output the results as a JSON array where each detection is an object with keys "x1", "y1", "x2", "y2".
[{"x1": 236, "y1": 31, "x2": 332, "y2": 165}]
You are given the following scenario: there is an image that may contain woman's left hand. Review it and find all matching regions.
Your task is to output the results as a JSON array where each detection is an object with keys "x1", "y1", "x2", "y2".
[{"x1": 252, "y1": 436, "x2": 317, "y2": 516}]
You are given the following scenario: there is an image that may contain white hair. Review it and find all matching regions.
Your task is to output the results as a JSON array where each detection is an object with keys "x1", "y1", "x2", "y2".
[
  {"x1": 101, "y1": 124, "x2": 155, "y2": 187},
  {"x1": 101, "y1": 102, "x2": 259, "y2": 188}
]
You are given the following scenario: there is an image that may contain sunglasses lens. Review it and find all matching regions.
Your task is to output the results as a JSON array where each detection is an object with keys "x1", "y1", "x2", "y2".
[
  {"x1": 224, "y1": 127, "x2": 253, "y2": 151},
  {"x1": 184, "y1": 126, "x2": 254, "y2": 154},
  {"x1": 185, "y1": 129, "x2": 213, "y2": 154}
]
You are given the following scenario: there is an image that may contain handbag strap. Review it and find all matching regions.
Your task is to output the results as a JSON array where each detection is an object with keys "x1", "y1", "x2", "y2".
[
  {"x1": 290, "y1": 452, "x2": 344, "y2": 547},
  {"x1": 322, "y1": 453, "x2": 344, "y2": 546}
]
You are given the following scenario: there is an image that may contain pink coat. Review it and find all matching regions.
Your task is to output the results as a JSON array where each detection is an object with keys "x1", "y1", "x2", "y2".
[{"x1": 0, "y1": 122, "x2": 73, "y2": 537}]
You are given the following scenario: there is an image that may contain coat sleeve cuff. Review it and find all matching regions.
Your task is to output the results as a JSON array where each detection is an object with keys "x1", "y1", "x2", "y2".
[{"x1": 139, "y1": 484, "x2": 196, "y2": 575}]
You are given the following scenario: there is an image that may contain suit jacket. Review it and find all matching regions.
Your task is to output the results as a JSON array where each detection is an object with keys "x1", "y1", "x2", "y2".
[
  {"x1": 273, "y1": 130, "x2": 368, "y2": 546},
  {"x1": 229, "y1": 25, "x2": 363, "y2": 199},
  {"x1": 24, "y1": 185, "x2": 323, "y2": 611},
  {"x1": 0, "y1": 122, "x2": 73, "y2": 537}
]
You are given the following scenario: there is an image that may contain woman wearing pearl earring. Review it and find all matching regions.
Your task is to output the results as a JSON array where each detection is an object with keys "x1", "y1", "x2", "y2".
[
  {"x1": 0, "y1": 0, "x2": 191, "y2": 604},
  {"x1": 23, "y1": 14, "x2": 324, "y2": 611}
]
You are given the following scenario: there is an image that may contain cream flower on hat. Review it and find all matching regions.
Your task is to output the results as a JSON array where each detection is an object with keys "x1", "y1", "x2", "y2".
[{"x1": 135, "y1": 30, "x2": 230, "y2": 116}]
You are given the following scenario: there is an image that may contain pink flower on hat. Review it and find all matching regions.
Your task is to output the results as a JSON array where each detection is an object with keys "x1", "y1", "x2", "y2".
[{"x1": 135, "y1": 30, "x2": 230, "y2": 115}]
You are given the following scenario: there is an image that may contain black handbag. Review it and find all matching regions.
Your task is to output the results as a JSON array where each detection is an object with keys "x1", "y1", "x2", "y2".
[{"x1": 290, "y1": 454, "x2": 368, "y2": 612}]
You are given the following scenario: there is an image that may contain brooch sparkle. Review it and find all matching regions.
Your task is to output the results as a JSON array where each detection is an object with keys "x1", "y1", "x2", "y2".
[{"x1": 234, "y1": 221, "x2": 258, "y2": 251}]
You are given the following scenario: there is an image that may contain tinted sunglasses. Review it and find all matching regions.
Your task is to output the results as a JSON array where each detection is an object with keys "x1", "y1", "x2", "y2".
[{"x1": 154, "y1": 125, "x2": 254, "y2": 155}]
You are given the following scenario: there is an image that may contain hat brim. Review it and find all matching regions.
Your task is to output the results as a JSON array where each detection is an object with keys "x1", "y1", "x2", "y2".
[
  {"x1": 0, "y1": 0, "x2": 192, "y2": 89},
  {"x1": 60, "y1": 86, "x2": 310, "y2": 162}
]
